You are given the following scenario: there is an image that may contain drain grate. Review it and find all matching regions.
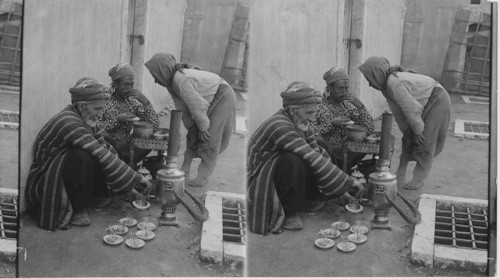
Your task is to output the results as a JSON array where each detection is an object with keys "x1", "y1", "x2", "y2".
[
  {"x1": 0, "y1": 110, "x2": 19, "y2": 129},
  {"x1": 434, "y1": 201, "x2": 488, "y2": 250},
  {"x1": 201, "y1": 191, "x2": 246, "y2": 265},
  {"x1": 0, "y1": 197, "x2": 17, "y2": 240},
  {"x1": 222, "y1": 198, "x2": 246, "y2": 244},
  {"x1": 464, "y1": 122, "x2": 489, "y2": 134},
  {"x1": 453, "y1": 119, "x2": 489, "y2": 139},
  {"x1": 411, "y1": 194, "x2": 489, "y2": 273}
]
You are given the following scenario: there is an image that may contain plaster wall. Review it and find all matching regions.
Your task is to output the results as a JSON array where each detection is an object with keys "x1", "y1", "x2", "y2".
[
  {"x1": 20, "y1": 0, "x2": 129, "y2": 208},
  {"x1": 181, "y1": 0, "x2": 239, "y2": 74},
  {"x1": 351, "y1": 0, "x2": 406, "y2": 119},
  {"x1": 139, "y1": 0, "x2": 186, "y2": 113},
  {"x1": 248, "y1": 0, "x2": 344, "y2": 133}
]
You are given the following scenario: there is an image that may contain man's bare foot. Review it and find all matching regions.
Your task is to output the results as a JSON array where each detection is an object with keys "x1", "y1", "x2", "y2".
[
  {"x1": 404, "y1": 179, "x2": 424, "y2": 190},
  {"x1": 188, "y1": 176, "x2": 208, "y2": 187}
]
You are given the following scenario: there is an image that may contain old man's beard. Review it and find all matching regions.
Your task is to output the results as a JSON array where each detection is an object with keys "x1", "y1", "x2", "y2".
[
  {"x1": 81, "y1": 108, "x2": 98, "y2": 128},
  {"x1": 291, "y1": 114, "x2": 310, "y2": 132}
]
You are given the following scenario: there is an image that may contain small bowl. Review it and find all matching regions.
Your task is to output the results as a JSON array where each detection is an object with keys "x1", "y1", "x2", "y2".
[
  {"x1": 331, "y1": 221, "x2": 350, "y2": 231},
  {"x1": 365, "y1": 136, "x2": 379, "y2": 144},
  {"x1": 132, "y1": 200, "x2": 151, "y2": 210},
  {"x1": 126, "y1": 116, "x2": 140, "y2": 122},
  {"x1": 350, "y1": 225, "x2": 369, "y2": 235},
  {"x1": 126, "y1": 238, "x2": 145, "y2": 249},
  {"x1": 315, "y1": 238, "x2": 335, "y2": 249},
  {"x1": 348, "y1": 233, "x2": 367, "y2": 244},
  {"x1": 138, "y1": 222, "x2": 157, "y2": 231},
  {"x1": 103, "y1": 234, "x2": 123, "y2": 245},
  {"x1": 136, "y1": 230, "x2": 155, "y2": 241},
  {"x1": 152, "y1": 133, "x2": 167, "y2": 140},
  {"x1": 345, "y1": 203, "x2": 364, "y2": 213},
  {"x1": 318, "y1": 228, "x2": 341, "y2": 239},
  {"x1": 108, "y1": 224, "x2": 129, "y2": 235},
  {"x1": 119, "y1": 217, "x2": 138, "y2": 227},
  {"x1": 337, "y1": 241, "x2": 356, "y2": 252}
]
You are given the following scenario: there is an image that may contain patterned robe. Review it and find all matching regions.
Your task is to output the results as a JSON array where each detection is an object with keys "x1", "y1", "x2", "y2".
[
  {"x1": 312, "y1": 98, "x2": 374, "y2": 145},
  {"x1": 247, "y1": 110, "x2": 354, "y2": 235},
  {"x1": 100, "y1": 95, "x2": 159, "y2": 142},
  {"x1": 26, "y1": 106, "x2": 143, "y2": 231}
]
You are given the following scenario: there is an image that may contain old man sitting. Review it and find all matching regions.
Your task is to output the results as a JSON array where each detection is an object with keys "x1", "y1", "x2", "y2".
[
  {"x1": 25, "y1": 78, "x2": 151, "y2": 231},
  {"x1": 247, "y1": 81, "x2": 364, "y2": 235}
]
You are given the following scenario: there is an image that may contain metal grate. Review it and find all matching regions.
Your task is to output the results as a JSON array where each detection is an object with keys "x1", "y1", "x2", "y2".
[
  {"x1": 434, "y1": 201, "x2": 488, "y2": 250},
  {"x1": 464, "y1": 122, "x2": 489, "y2": 134},
  {"x1": 222, "y1": 198, "x2": 245, "y2": 244},
  {"x1": 0, "y1": 109, "x2": 18, "y2": 129},
  {"x1": 0, "y1": 196, "x2": 17, "y2": 240}
]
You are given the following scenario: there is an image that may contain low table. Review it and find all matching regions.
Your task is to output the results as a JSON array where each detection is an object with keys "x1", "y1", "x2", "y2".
[
  {"x1": 129, "y1": 137, "x2": 169, "y2": 167},
  {"x1": 342, "y1": 136, "x2": 395, "y2": 172}
]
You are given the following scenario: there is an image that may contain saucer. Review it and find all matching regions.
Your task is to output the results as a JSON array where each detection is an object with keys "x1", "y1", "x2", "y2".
[
  {"x1": 103, "y1": 234, "x2": 123, "y2": 245},
  {"x1": 126, "y1": 238, "x2": 145, "y2": 249},
  {"x1": 315, "y1": 238, "x2": 335, "y2": 249},
  {"x1": 350, "y1": 225, "x2": 369, "y2": 235},
  {"x1": 347, "y1": 233, "x2": 367, "y2": 244},
  {"x1": 318, "y1": 228, "x2": 341, "y2": 239},
  {"x1": 137, "y1": 222, "x2": 157, "y2": 231},
  {"x1": 337, "y1": 241, "x2": 356, "y2": 252},
  {"x1": 108, "y1": 224, "x2": 129, "y2": 235},
  {"x1": 119, "y1": 217, "x2": 138, "y2": 227},
  {"x1": 345, "y1": 204, "x2": 364, "y2": 213},
  {"x1": 132, "y1": 200, "x2": 150, "y2": 210},
  {"x1": 136, "y1": 230, "x2": 155, "y2": 241},
  {"x1": 331, "y1": 221, "x2": 350, "y2": 231}
]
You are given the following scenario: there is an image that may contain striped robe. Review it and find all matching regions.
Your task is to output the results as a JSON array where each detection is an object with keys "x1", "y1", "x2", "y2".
[
  {"x1": 247, "y1": 110, "x2": 354, "y2": 235},
  {"x1": 26, "y1": 106, "x2": 143, "y2": 231}
]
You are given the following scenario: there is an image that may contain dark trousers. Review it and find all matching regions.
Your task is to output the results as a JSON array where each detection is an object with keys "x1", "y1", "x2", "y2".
[
  {"x1": 273, "y1": 152, "x2": 322, "y2": 216},
  {"x1": 316, "y1": 140, "x2": 366, "y2": 173},
  {"x1": 61, "y1": 149, "x2": 107, "y2": 211}
]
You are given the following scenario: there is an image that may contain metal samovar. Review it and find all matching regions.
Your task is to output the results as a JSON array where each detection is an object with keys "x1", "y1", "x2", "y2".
[
  {"x1": 368, "y1": 113, "x2": 421, "y2": 230},
  {"x1": 156, "y1": 110, "x2": 209, "y2": 227}
]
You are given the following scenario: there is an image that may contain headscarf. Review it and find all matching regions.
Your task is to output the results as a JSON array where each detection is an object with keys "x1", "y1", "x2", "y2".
[
  {"x1": 358, "y1": 56, "x2": 390, "y2": 91},
  {"x1": 108, "y1": 63, "x2": 134, "y2": 82},
  {"x1": 280, "y1": 81, "x2": 322, "y2": 107},
  {"x1": 323, "y1": 67, "x2": 349, "y2": 85},
  {"x1": 359, "y1": 56, "x2": 418, "y2": 91},
  {"x1": 69, "y1": 77, "x2": 111, "y2": 103},
  {"x1": 144, "y1": 53, "x2": 194, "y2": 87}
]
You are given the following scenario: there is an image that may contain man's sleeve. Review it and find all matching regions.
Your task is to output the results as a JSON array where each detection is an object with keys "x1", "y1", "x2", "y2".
[
  {"x1": 60, "y1": 116, "x2": 141, "y2": 194},
  {"x1": 268, "y1": 117, "x2": 353, "y2": 198}
]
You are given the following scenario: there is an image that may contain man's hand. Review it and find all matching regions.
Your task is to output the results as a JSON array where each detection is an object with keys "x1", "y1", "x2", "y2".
[
  {"x1": 199, "y1": 130, "x2": 211, "y2": 142},
  {"x1": 136, "y1": 176, "x2": 152, "y2": 195},
  {"x1": 341, "y1": 192, "x2": 355, "y2": 205},
  {"x1": 330, "y1": 116, "x2": 352, "y2": 127},
  {"x1": 342, "y1": 95, "x2": 364, "y2": 109},
  {"x1": 351, "y1": 180, "x2": 365, "y2": 198},
  {"x1": 126, "y1": 188, "x2": 141, "y2": 202},
  {"x1": 413, "y1": 133, "x2": 426, "y2": 146},
  {"x1": 127, "y1": 89, "x2": 150, "y2": 106},
  {"x1": 116, "y1": 113, "x2": 137, "y2": 123}
]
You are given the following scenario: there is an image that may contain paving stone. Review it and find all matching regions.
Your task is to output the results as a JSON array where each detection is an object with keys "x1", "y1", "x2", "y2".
[{"x1": 200, "y1": 194, "x2": 223, "y2": 264}]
